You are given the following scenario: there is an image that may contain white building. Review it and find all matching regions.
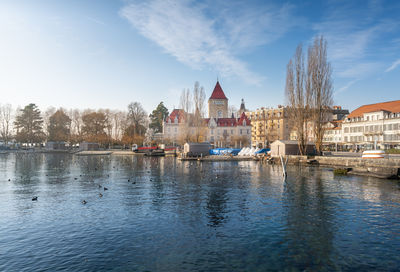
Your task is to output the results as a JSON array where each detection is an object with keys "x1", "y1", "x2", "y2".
[
  {"x1": 342, "y1": 100, "x2": 400, "y2": 150},
  {"x1": 322, "y1": 121, "x2": 343, "y2": 150}
]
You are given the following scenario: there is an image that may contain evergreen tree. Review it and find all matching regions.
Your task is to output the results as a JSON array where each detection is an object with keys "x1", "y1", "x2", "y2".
[
  {"x1": 14, "y1": 103, "x2": 45, "y2": 144},
  {"x1": 149, "y1": 102, "x2": 169, "y2": 133}
]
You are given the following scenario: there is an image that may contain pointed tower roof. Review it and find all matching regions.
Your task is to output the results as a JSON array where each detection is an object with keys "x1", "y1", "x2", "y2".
[
  {"x1": 209, "y1": 81, "x2": 228, "y2": 100},
  {"x1": 240, "y1": 98, "x2": 246, "y2": 111}
]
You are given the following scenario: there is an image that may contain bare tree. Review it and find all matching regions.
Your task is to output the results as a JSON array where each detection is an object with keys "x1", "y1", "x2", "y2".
[
  {"x1": 285, "y1": 44, "x2": 311, "y2": 155},
  {"x1": 112, "y1": 110, "x2": 126, "y2": 143},
  {"x1": 308, "y1": 36, "x2": 333, "y2": 154},
  {"x1": 70, "y1": 109, "x2": 83, "y2": 144},
  {"x1": 0, "y1": 104, "x2": 13, "y2": 145},
  {"x1": 228, "y1": 105, "x2": 238, "y2": 118},
  {"x1": 43, "y1": 107, "x2": 56, "y2": 140},
  {"x1": 192, "y1": 82, "x2": 206, "y2": 142},
  {"x1": 127, "y1": 102, "x2": 147, "y2": 136},
  {"x1": 179, "y1": 88, "x2": 192, "y2": 143},
  {"x1": 179, "y1": 88, "x2": 192, "y2": 114}
]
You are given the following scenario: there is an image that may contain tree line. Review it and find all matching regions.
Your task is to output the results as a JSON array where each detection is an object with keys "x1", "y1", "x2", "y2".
[{"x1": 0, "y1": 101, "x2": 169, "y2": 148}]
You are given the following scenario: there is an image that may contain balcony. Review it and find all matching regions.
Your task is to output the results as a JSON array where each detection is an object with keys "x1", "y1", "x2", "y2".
[{"x1": 363, "y1": 131, "x2": 383, "y2": 136}]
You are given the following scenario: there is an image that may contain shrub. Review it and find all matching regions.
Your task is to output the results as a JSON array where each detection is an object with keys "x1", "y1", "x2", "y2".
[
  {"x1": 386, "y1": 148, "x2": 400, "y2": 154},
  {"x1": 333, "y1": 168, "x2": 348, "y2": 175}
]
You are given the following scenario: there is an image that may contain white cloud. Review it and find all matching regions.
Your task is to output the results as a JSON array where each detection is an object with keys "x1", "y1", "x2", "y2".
[
  {"x1": 120, "y1": 0, "x2": 295, "y2": 85},
  {"x1": 312, "y1": 2, "x2": 398, "y2": 83},
  {"x1": 87, "y1": 16, "x2": 106, "y2": 26},
  {"x1": 334, "y1": 79, "x2": 359, "y2": 95},
  {"x1": 385, "y1": 58, "x2": 400, "y2": 72},
  {"x1": 336, "y1": 62, "x2": 381, "y2": 79}
]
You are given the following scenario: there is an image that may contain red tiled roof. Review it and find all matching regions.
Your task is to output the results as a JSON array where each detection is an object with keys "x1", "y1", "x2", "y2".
[
  {"x1": 347, "y1": 100, "x2": 400, "y2": 118},
  {"x1": 204, "y1": 113, "x2": 251, "y2": 127},
  {"x1": 237, "y1": 112, "x2": 251, "y2": 126},
  {"x1": 209, "y1": 81, "x2": 228, "y2": 100},
  {"x1": 216, "y1": 118, "x2": 237, "y2": 126},
  {"x1": 166, "y1": 109, "x2": 185, "y2": 123}
]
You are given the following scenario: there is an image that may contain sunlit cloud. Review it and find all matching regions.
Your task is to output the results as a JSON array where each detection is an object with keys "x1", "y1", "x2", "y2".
[
  {"x1": 385, "y1": 58, "x2": 400, "y2": 72},
  {"x1": 120, "y1": 0, "x2": 297, "y2": 85}
]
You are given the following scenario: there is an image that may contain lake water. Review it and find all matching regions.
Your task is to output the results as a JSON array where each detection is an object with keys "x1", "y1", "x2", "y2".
[{"x1": 0, "y1": 153, "x2": 399, "y2": 271}]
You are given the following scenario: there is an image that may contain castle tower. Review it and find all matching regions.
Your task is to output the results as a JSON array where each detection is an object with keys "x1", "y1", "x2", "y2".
[
  {"x1": 238, "y1": 98, "x2": 247, "y2": 115},
  {"x1": 208, "y1": 81, "x2": 228, "y2": 118}
]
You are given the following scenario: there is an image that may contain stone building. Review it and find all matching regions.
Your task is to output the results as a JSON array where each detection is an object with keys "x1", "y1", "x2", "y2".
[
  {"x1": 162, "y1": 109, "x2": 185, "y2": 145},
  {"x1": 246, "y1": 106, "x2": 292, "y2": 148},
  {"x1": 163, "y1": 81, "x2": 252, "y2": 147},
  {"x1": 208, "y1": 81, "x2": 228, "y2": 118}
]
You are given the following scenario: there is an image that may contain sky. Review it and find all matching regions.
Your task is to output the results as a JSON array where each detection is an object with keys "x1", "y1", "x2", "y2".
[{"x1": 0, "y1": 0, "x2": 399, "y2": 114}]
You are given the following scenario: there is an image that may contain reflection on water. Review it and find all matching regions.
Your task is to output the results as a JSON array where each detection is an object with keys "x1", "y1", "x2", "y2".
[{"x1": 0, "y1": 153, "x2": 400, "y2": 271}]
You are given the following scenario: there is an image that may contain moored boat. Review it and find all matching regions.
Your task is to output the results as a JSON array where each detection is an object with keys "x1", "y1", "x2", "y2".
[
  {"x1": 144, "y1": 149, "x2": 165, "y2": 156},
  {"x1": 362, "y1": 150, "x2": 386, "y2": 159}
]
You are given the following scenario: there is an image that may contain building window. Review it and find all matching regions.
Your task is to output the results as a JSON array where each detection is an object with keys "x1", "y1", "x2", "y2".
[
  {"x1": 240, "y1": 129, "x2": 243, "y2": 135},
  {"x1": 231, "y1": 129, "x2": 233, "y2": 134},
  {"x1": 218, "y1": 110, "x2": 222, "y2": 118}
]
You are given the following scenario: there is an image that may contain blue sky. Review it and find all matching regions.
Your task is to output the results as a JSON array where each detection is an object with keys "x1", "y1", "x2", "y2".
[{"x1": 0, "y1": 0, "x2": 399, "y2": 114}]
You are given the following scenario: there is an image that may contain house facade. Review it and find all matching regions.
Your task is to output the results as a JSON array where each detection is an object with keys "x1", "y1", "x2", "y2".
[
  {"x1": 246, "y1": 106, "x2": 292, "y2": 148},
  {"x1": 341, "y1": 100, "x2": 400, "y2": 150}
]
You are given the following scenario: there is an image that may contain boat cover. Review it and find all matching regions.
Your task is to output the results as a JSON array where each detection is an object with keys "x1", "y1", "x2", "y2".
[{"x1": 209, "y1": 148, "x2": 241, "y2": 156}]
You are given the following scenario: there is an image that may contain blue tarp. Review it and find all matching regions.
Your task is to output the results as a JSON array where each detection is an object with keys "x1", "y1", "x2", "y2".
[
  {"x1": 209, "y1": 148, "x2": 241, "y2": 156},
  {"x1": 255, "y1": 148, "x2": 270, "y2": 154}
]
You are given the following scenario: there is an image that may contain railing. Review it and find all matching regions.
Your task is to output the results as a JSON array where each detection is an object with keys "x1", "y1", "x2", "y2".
[{"x1": 363, "y1": 131, "x2": 383, "y2": 135}]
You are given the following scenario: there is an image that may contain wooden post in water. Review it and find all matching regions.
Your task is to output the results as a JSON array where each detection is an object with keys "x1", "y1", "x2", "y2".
[{"x1": 280, "y1": 155, "x2": 288, "y2": 178}]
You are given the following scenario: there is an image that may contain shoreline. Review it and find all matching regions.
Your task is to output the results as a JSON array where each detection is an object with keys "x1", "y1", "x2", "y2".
[
  {"x1": 281, "y1": 155, "x2": 400, "y2": 179},
  {"x1": 1, "y1": 150, "x2": 399, "y2": 179}
]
